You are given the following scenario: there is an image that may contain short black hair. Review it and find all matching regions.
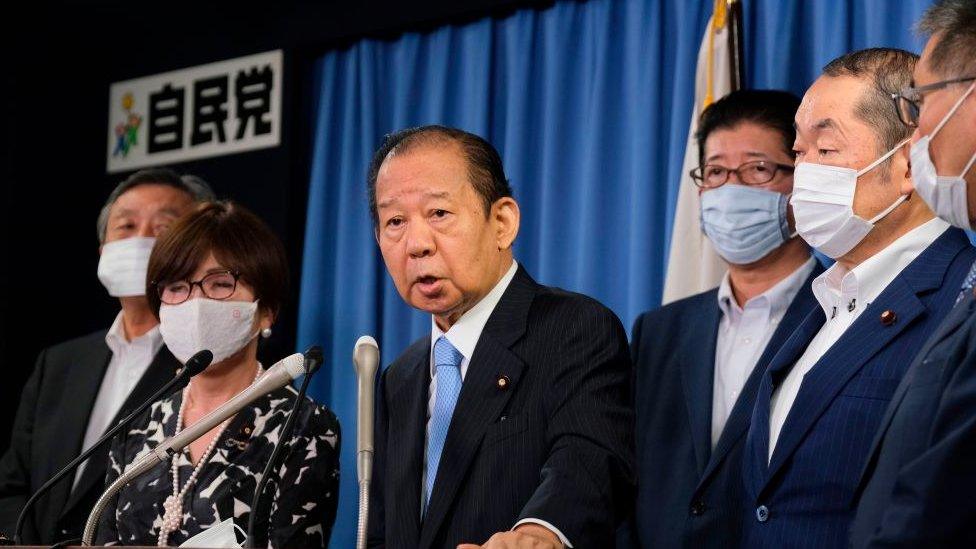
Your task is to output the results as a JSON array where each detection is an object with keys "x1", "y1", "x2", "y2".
[
  {"x1": 366, "y1": 125, "x2": 512, "y2": 226},
  {"x1": 918, "y1": 0, "x2": 976, "y2": 79},
  {"x1": 695, "y1": 89, "x2": 802, "y2": 167},
  {"x1": 98, "y1": 168, "x2": 216, "y2": 242},
  {"x1": 823, "y1": 48, "x2": 918, "y2": 155}
]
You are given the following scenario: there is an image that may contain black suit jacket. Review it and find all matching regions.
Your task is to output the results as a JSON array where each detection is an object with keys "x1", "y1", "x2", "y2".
[
  {"x1": 0, "y1": 328, "x2": 179, "y2": 544},
  {"x1": 851, "y1": 285, "x2": 976, "y2": 548},
  {"x1": 620, "y1": 262, "x2": 822, "y2": 549},
  {"x1": 366, "y1": 266, "x2": 635, "y2": 548}
]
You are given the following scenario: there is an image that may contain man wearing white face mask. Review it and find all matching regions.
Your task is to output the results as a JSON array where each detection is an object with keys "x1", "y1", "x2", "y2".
[
  {"x1": 623, "y1": 90, "x2": 824, "y2": 549},
  {"x1": 0, "y1": 168, "x2": 214, "y2": 544},
  {"x1": 740, "y1": 48, "x2": 976, "y2": 549},
  {"x1": 852, "y1": 2, "x2": 976, "y2": 546}
]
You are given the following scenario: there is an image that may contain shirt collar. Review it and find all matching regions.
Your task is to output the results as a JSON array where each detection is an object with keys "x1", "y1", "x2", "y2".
[
  {"x1": 717, "y1": 256, "x2": 818, "y2": 320},
  {"x1": 430, "y1": 260, "x2": 519, "y2": 372},
  {"x1": 105, "y1": 310, "x2": 164, "y2": 356},
  {"x1": 812, "y1": 217, "x2": 950, "y2": 318}
]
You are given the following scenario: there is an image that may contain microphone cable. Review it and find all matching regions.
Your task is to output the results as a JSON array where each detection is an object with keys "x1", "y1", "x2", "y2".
[{"x1": 243, "y1": 346, "x2": 323, "y2": 548}]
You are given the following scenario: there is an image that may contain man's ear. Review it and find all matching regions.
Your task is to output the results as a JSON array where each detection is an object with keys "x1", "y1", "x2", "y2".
[
  {"x1": 899, "y1": 132, "x2": 919, "y2": 195},
  {"x1": 492, "y1": 197, "x2": 520, "y2": 250}
]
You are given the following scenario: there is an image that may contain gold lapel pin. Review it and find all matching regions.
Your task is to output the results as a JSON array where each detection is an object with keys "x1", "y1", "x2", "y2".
[{"x1": 496, "y1": 375, "x2": 511, "y2": 390}]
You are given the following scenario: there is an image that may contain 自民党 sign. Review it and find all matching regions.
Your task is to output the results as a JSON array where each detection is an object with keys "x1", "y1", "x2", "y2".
[{"x1": 106, "y1": 50, "x2": 282, "y2": 173}]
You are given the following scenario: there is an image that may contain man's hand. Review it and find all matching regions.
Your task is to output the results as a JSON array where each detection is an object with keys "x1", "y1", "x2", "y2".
[{"x1": 457, "y1": 523, "x2": 565, "y2": 549}]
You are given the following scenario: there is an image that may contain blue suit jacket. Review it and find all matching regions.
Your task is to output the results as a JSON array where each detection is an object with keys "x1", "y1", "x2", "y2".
[
  {"x1": 621, "y1": 262, "x2": 823, "y2": 549},
  {"x1": 741, "y1": 227, "x2": 976, "y2": 549},
  {"x1": 851, "y1": 267, "x2": 976, "y2": 547}
]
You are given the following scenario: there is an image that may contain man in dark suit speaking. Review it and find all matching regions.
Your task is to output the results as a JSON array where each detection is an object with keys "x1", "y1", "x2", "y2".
[{"x1": 365, "y1": 125, "x2": 634, "y2": 549}]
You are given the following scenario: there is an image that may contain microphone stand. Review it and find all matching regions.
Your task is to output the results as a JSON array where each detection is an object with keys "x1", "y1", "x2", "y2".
[
  {"x1": 13, "y1": 350, "x2": 213, "y2": 545},
  {"x1": 243, "y1": 346, "x2": 323, "y2": 548}
]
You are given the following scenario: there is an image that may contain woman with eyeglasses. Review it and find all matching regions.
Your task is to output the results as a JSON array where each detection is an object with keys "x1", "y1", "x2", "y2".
[{"x1": 94, "y1": 201, "x2": 340, "y2": 548}]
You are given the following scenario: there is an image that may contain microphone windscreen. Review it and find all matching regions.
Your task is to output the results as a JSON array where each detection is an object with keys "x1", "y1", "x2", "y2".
[
  {"x1": 303, "y1": 345, "x2": 324, "y2": 375},
  {"x1": 184, "y1": 350, "x2": 214, "y2": 376}
]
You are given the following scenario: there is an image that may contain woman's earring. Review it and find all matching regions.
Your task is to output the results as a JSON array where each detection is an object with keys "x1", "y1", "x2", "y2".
[{"x1": 261, "y1": 328, "x2": 272, "y2": 339}]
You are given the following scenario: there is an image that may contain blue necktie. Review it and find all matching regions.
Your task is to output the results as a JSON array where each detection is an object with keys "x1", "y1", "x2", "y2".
[
  {"x1": 425, "y1": 336, "x2": 463, "y2": 512},
  {"x1": 956, "y1": 259, "x2": 976, "y2": 304}
]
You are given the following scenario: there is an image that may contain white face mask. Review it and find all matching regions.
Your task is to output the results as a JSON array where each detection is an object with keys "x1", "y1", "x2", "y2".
[
  {"x1": 178, "y1": 517, "x2": 244, "y2": 548},
  {"x1": 790, "y1": 138, "x2": 911, "y2": 259},
  {"x1": 910, "y1": 80, "x2": 976, "y2": 230},
  {"x1": 96, "y1": 236, "x2": 156, "y2": 297},
  {"x1": 159, "y1": 299, "x2": 260, "y2": 365}
]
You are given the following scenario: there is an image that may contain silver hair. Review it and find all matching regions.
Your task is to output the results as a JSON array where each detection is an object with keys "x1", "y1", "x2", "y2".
[{"x1": 96, "y1": 168, "x2": 216, "y2": 243}]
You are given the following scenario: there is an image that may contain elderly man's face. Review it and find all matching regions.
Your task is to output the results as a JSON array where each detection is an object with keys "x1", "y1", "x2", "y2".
[
  {"x1": 912, "y1": 33, "x2": 976, "y2": 209},
  {"x1": 104, "y1": 183, "x2": 195, "y2": 245},
  {"x1": 793, "y1": 75, "x2": 908, "y2": 222},
  {"x1": 374, "y1": 143, "x2": 519, "y2": 328}
]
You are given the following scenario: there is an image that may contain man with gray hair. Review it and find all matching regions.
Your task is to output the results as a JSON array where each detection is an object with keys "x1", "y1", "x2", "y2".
[
  {"x1": 852, "y1": 1, "x2": 976, "y2": 546},
  {"x1": 739, "y1": 47, "x2": 976, "y2": 548},
  {"x1": 0, "y1": 168, "x2": 214, "y2": 544}
]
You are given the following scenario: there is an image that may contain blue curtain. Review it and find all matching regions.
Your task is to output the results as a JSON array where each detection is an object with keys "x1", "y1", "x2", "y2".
[{"x1": 297, "y1": 0, "x2": 932, "y2": 545}]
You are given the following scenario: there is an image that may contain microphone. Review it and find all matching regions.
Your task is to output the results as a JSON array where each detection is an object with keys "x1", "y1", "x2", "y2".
[
  {"x1": 353, "y1": 336, "x2": 380, "y2": 549},
  {"x1": 81, "y1": 352, "x2": 307, "y2": 546},
  {"x1": 244, "y1": 345, "x2": 323, "y2": 547},
  {"x1": 12, "y1": 349, "x2": 214, "y2": 545}
]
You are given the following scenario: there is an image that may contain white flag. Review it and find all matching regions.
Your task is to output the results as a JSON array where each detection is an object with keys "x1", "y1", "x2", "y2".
[{"x1": 661, "y1": 10, "x2": 735, "y2": 304}]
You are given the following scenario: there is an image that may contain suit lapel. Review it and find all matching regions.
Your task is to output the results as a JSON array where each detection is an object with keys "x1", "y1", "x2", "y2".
[
  {"x1": 700, "y1": 265, "x2": 821, "y2": 488},
  {"x1": 418, "y1": 267, "x2": 534, "y2": 548},
  {"x1": 765, "y1": 276, "x2": 924, "y2": 482},
  {"x1": 44, "y1": 337, "x2": 112, "y2": 524},
  {"x1": 744, "y1": 307, "x2": 825, "y2": 495},
  {"x1": 387, "y1": 344, "x2": 429, "y2": 547},
  {"x1": 63, "y1": 346, "x2": 181, "y2": 514},
  {"x1": 856, "y1": 292, "x2": 976, "y2": 490},
  {"x1": 681, "y1": 299, "x2": 720, "y2": 476}
]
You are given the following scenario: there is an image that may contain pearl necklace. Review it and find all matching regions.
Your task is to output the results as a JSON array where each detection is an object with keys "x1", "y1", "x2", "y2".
[{"x1": 158, "y1": 363, "x2": 263, "y2": 547}]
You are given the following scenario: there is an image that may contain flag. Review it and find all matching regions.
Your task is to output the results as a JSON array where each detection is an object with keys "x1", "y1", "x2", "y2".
[{"x1": 662, "y1": 0, "x2": 744, "y2": 304}]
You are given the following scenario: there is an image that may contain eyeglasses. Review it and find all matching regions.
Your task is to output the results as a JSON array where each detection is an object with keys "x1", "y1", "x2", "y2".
[
  {"x1": 690, "y1": 160, "x2": 794, "y2": 189},
  {"x1": 891, "y1": 76, "x2": 975, "y2": 128},
  {"x1": 156, "y1": 270, "x2": 241, "y2": 305}
]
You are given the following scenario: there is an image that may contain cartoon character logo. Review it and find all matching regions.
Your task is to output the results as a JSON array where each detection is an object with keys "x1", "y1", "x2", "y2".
[{"x1": 112, "y1": 92, "x2": 143, "y2": 157}]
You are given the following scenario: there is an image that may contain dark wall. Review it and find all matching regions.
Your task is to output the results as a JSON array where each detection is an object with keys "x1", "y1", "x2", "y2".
[{"x1": 0, "y1": 0, "x2": 549, "y2": 451}]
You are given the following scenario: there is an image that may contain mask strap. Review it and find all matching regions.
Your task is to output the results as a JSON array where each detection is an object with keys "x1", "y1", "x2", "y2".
[
  {"x1": 857, "y1": 138, "x2": 912, "y2": 176},
  {"x1": 932, "y1": 80, "x2": 976, "y2": 138},
  {"x1": 868, "y1": 193, "x2": 909, "y2": 225},
  {"x1": 959, "y1": 149, "x2": 976, "y2": 178}
]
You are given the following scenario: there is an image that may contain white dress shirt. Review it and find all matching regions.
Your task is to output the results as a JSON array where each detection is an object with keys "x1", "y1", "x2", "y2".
[
  {"x1": 768, "y1": 218, "x2": 950, "y2": 461},
  {"x1": 74, "y1": 312, "x2": 163, "y2": 486},
  {"x1": 424, "y1": 260, "x2": 572, "y2": 547},
  {"x1": 712, "y1": 257, "x2": 817, "y2": 448}
]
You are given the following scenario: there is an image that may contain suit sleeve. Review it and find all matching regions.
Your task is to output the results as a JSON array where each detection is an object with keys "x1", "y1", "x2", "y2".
[
  {"x1": 366, "y1": 368, "x2": 389, "y2": 548},
  {"x1": 613, "y1": 313, "x2": 647, "y2": 549},
  {"x1": 0, "y1": 348, "x2": 46, "y2": 539},
  {"x1": 865, "y1": 320, "x2": 976, "y2": 547},
  {"x1": 517, "y1": 300, "x2": 636, "y2": 546}
]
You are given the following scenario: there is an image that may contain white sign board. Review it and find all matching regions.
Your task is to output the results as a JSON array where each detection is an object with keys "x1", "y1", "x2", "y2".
[{"x1": 107, "y1": 50, "x2": 282, "y2": 173}]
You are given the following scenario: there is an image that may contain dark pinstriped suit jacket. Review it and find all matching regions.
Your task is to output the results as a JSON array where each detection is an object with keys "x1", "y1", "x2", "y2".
[
  {"x1": 366, "y1": 265, "x2": 635, "y2": 549},
  {"x1": 621, "y1": 263, "x2": 822, "y2": 549},
  {"x1": 741, "y1": 228, "x2": 976, "y2": 549}
]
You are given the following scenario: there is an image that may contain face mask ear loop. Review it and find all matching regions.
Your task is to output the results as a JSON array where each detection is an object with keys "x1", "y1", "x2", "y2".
[
  {"x1": 868, "y1": 193, "x2": 909, "y2": 225},
  {"x1": 931, "y1": 80, "x2": 976, "y2": 139},
  {"x1": 959, "y1": 149, "x2": 976, "y2": 179},
  {"x1": 858, "y1": 138, "x2": 913, "y2": 177}
]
